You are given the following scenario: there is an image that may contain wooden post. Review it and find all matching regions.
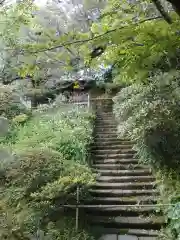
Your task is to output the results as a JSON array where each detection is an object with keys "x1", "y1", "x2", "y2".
[
  {"x1": 87, "y1": 93, "x2": 90, "y2": 109},
  {"x1": 75, "y1": 186, "x2": 80, "y2": 231}
]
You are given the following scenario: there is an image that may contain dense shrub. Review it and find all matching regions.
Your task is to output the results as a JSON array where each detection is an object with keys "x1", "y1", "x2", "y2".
[
  {"x1": 0, "y1": 84, "x2": 29, "y2": 119},
  {"x1": 0, "y1": 105, "x2": 95, "y2": 240},
  {"x1": 157, "y1": 170, "x2": 180, "y2": 240},
  {"x1": 113, "y1": 71, "x2": 180, "y2": 169},
  {"x1": 113, "y1": 70, "x2": 180, "y2": 239}
]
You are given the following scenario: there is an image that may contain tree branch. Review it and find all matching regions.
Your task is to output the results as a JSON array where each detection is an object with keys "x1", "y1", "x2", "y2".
[
  {"x1": 28, "y1": 16, "x2": 163, "y2": 54},
  {"x1": 0, "y1": 0, "x2": 6, "y2": 5},
  {"x1": 151, "y1": 0, "x2": 172, "y2": 24}
]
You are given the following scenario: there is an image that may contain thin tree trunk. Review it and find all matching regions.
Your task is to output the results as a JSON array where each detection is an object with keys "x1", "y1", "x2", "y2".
[{"x1": 167, "y1": 0, "x2": 180, "y2": 16}]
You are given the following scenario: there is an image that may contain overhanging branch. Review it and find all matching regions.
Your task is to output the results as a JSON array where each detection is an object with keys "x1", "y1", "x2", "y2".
[{"x1": 28, "y1": 16, "x2": 163, "y2": 54}]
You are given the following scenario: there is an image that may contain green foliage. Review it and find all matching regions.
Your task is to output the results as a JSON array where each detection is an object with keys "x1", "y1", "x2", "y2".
[
  {"x1": 0, "y1": 105, "x2": 95, "y2": 239},
  {"x1": 113, "y1": 70, "x2": 180, "y2": 169},
  {"x1": 157, "y1": 170, "x2": 180, "y2": 239},
  {"x1": 113, "y1": 71, "x2": 180, "y2": 239},
  {"x1": 0, "y1": 84, "x2": 30, "y2": 119},
  {"x1": 76, "y1": 1, "x2": 180, "y2": 84},
  {"x1": 12, "y1": 114, "x2": 29, "y2": 124}
]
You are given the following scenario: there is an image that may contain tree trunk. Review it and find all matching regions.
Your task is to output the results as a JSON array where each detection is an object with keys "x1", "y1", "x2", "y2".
[
  {"x1": 152, "y1": 0, "x2": 172, "y2": 24},
  {"x1": 167, "y1": 0, "x2": 180, "y2": 16}
]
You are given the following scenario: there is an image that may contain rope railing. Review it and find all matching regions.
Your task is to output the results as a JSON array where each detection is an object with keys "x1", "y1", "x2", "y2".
[
  {"x1": 63, "y1": 186, "x2": 178, "y2": 232},
  {"x1": 61, "y1": 203, "x2": 178, "y2": 208}
]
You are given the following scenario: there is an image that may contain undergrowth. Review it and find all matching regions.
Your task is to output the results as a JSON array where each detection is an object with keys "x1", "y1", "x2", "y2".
[
  {"x1": 0, "y1": 104, "x2": 95, "y2": 240},
  {"x1": 113, "y1": 71, "x2": 180, "y2": 239}
]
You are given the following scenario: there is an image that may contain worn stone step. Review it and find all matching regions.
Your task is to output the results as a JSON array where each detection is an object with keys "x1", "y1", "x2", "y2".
[
  {"x1": 95, "y1": 134, "x2": 118, "y2": 138},
  {"x1": 95, "y1": 127, "x2": 117, "y2": 130},
  {"x1": 96, "y1": 117, "x2": 114, "y2": 120},
  {"x1": 95, "y1": 126, "x2": 117, "y2": 129},
  {"x1": 95, "y1": 131, "x2": 117, "y2": 135},
  {"x1": 89, "y1": 216, "x2": 163, "y2": 230},
  {"x1": 94, "y1": 137, "x2": 119, "y2": 141},
  {"x1": 93, "y1": 142, "x2": 134, "y2": 147},
  {"x1": 95, "y1": 131, "x2": 117, "y2": 134},
  {"x1": 92, "y1": 145, "x2": 134, "y2": 150},
  {"x1": 96, "y1": 116, "x2": 115, "y2": 119},
  {"x1": 94, "y1": 169, "x2": 152, "y2": 176},
  {"x1": 94, "y1": 139, "x2": 133, "y2": 144},
  {"x1": 99, "y1": 235, "x2": 157, "y2": 240},
  {"x1": 97, "y1": 175, "x2": 155, "y2": 183},
  {"x1": 92, "y1": 164, "x2": 148, "y2": 171},
  {"x1": 94, "y1": 137, "x2": 131, "y2": 141},
  {"x1": 94, "y1": 130, "x2": 117, "y2": 134},
  {"x1": 89, "y1": 189, "x2": 158, "y2": 197},
  {"x1": 94, "y1": 159, "x2": 139, "y2": 164},
  {"x1": 95, "y1": 121, "x2": 117, "y2": 125},
  {"x1": 95, "y1": 153, "x2": 135, "y2": 159},
  {"x1": 90, "y1": 226, "x2": 159, "y2": 237},
  {"x1": 86, "y1": 196, "x2": 158, "y2": 205},
  {"x1": 92, "y1": 182, "x2": 156, "y2": 190},
  {"x1": 95, "y1": 120, "x2": 116, "y2": 124},
  {"x1": 86, "y1": 205, "x2": 159, "y2": 217},
  {"x1": 95, "y1": 124, "x2": 118, "y2": 128},
  {"x1": 92, "y1": 149, "x2": 136, "y2": 154}
]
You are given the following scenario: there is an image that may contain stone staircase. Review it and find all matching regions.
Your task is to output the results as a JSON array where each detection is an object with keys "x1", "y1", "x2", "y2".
[{"x1": 86, "y1": 100, "x2": 164, "y2": 240}]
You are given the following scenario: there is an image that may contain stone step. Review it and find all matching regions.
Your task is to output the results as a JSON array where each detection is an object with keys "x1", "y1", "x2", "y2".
[
  {"x1": 91, "y1": 145, "x2": 134, "y2": 150},
  {"x1": 90, "y1": 225, "x2": 159, "y2": 237},
  {"x1": 89, "y1": 216, "x2": 164, "y2": 230},
  {"x1": 94, "y1": 159, "x2": 139, "y2": 164},
  {"x1": 85, "y1": 205, "x2": 159, "y2": 217},
  {"x1": 95, "y1": 124, "x2": 117, "y2": 127},
  {"x1": 95, "y1": 126, "x2": 117, "y2": 129},
  {"x1": 86, "y1": 196, "x2": 158, "y2": 205},
  {"x1": 92, "y1": 182, "x2": 156, "y2": 190},
  {"x1": 95, "y1": 134, "x2": 118, "y2": 138},
  {"x1": 94, "y1": 138, "x2": 133, "y2": 144},
  {"x1": 96, "y1": 115, "x2": 115, "y2": 117},
  {"x1": 95, "y1": 121, "x2": 117, "y2": 124},
  {"x1": 97, "y1": 176, "x2": 155, "y2": 183},
  {"x1": 96, "y1": 116, "x2": 114, "y2": 119},
  {"x1": 93, "y1": 140, "x2": 134, "y2": 145},
  {"x1": 95, "y1": 153, "x2": 135, "y2": 159},
  {"x1": 95, "y1": 121, "x2": 116, "y2": 124},
  {"x1": 92, "y1": 164, "x2": 148, "y2": 171},
  {"x1": 95, "y1": 131, "x2": 117, "y2": 134},
  {"x1": 92, "y1": 149, "x2": 136, "y2": 154},
  {"x1": 94, "y1": 169, "x2": 152, "y2": 176},
  {"x1": 89, "y1": 189, "x2": 158, "y2": 197}
]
